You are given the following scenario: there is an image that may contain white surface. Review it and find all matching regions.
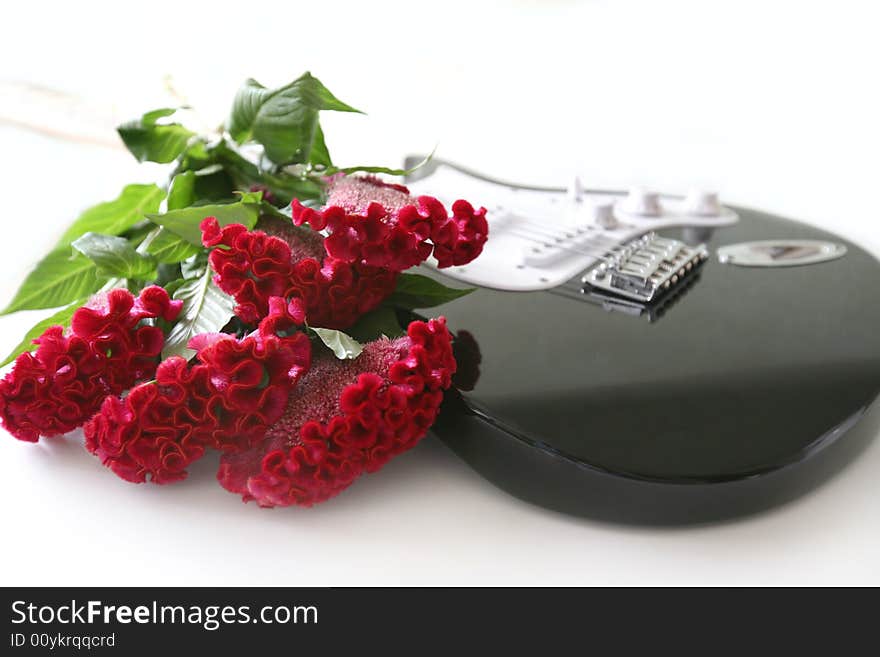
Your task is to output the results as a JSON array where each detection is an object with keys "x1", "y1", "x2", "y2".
[{"x1": 1, "y1": 0, "x2": 879, "y2": 586}]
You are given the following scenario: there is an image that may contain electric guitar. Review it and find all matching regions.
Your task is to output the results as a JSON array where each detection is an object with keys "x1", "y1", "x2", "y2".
[{"x1": 404, "y1": 157, "x2": 880, "y2": 524}]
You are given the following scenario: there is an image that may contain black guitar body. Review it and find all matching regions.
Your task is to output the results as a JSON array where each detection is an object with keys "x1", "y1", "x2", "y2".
[{"x1": 412, "y1": 163, "x2": 880, "y2": 524}]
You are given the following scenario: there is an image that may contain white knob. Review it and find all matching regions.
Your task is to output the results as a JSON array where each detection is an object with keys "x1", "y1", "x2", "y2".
[
  {"x1": 568, "y1": 176, "x2": 585, "y2": 203},
  {"x1": 592, "y1": 199, "x2": 618, "y2": 229},
  {"x1": 623, "y1": 187, "x2": 662, "y2": 216},
  {"x1": 684, "y1": 189, "x2": 721, "y2": 216}
]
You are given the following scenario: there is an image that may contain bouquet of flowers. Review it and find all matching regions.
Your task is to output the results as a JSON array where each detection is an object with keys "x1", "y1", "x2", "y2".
[{"x1": 0, "y1": 73, "x2": 488, "y2": 507}]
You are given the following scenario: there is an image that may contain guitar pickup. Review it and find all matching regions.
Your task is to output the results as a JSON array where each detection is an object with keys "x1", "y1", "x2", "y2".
[{"x1": 581, "y1": 233, "x2": 709, "y2": 303}]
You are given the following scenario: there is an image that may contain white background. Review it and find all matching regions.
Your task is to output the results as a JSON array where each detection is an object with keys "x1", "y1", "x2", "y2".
[{"x1": 1, "y1": 0, "x2": 878, "y2": 585}]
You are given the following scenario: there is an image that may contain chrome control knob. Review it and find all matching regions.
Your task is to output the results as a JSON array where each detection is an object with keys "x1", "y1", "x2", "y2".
[
  {"x1": 684, "y1": 189, "x2": 721, "y2": 217},
  {"x1": 592, "y1": 199, "x2": 618, "y2": 229},
  {"x1": 622, "y1": 187, "x2": 662, "y2": 217}
]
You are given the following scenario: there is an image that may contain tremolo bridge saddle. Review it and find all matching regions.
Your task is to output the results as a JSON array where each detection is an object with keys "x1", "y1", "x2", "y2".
[{"x1": 582, "y1": 233, "x2": 709, "y2": 303}]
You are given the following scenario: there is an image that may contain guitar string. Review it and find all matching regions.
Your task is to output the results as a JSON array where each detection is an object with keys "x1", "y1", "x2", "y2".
[
  {"x1": 481, "y1": 208, "x2": 667, "y2": 270},
  {"x1": 476, "y1": 207, "x2": 689, "y2": 273},
  {"x1": 486, "y1": 206, "x2": 607, "y2": 241},
  {"x1": 489, "y1": 211, "x2": 671, "y2": 248},
  {"x1": 504, "y1": 228, "x2": 619, "y2": 262},
  {"x1": 498, "y1": 227, "x2": 680, "y2": 275},
  {"x1": 471, "y1": 205, "x2": 625, "y2": 262}
]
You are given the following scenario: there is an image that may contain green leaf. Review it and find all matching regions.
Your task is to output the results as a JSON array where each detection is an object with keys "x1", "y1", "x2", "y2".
[
  {"x1": 192, "y1": 168, "x2": 237, "y2": 203},
  {"x1": 235, "y1": 190, "x2": 263, "y2": 204},
  {"x1": 176, "y1": 139, "x2": 216, "y2": 174},
  {"x1": 123, "y1": 221, "x2": 158, "y2": 246},
  {"x1": 336, "y1": 164, "x2": 417, "y2": 176},
  {"x1": 154, "y1": 263, "x2": 182, "y2": 288},
  {"x1": 117, "y1": 108, "x2": 195, "y2": 163},
  {"x1": 227, "y1": 73, "x2": 361, "y2": 165},
  {"x1": 180, "y1": 253, "x2": 208, "y2": 280},
  {"x1": 57, "y1": 184, "x2": 164, "y2": 246},
  {"x1": 0, "y1": 249, "x2": 103, "y2": 315},
  {"x1": 142, "y1": 107, "x2": 177, "y2": 122},
  {"x1": 1, "y1": 300, "x2": 87, "y2": 366},
  {"x1": 347, "y1": 306, "x2": 405, "y2": 343},
  {"x1": 227, "y1": 80, "x2": 273, "y2": 143},
  {"x1": 147, "y1": 198, "x2": 260, "y2": 245},
  {"x1": 173, "y1": 149, "x2": 238, "y2": 202},
  {"x1": 167, "y1": 171, "x2": 196, "y2": 210},
  {"x1": 331, "y1": 150, "x2": 435, "y2": 177},
  {"x1": 260, "y1": 170, "x2": 324, "y2": 203},
  {"x1": 310, "y1": 122, "x2": 333, "y2": 168},
  {"x1": 162, "y1": 268, "x2": 235, "y2": 360},
  {"x1": 145, "y1": 227, "x2": 200, "y2": 264},
  {"x1": 211, "y1": 140, "x2": 324, "y2": 204},
  {"x1": 310, "y1": 327, "x2": 363, "y2": 360},
  {"x1": 259, "y1": 202, "x2": 292, "y2": 221},
  {"x1": 72, "y1": 233, "x2": 157, "y2": 280},
  {"x1": 162, "y1": 278, "x2": 186, "y2": 297},
  {"x1": 388, "y1": 273, "x2": 475, "y2": 309}
]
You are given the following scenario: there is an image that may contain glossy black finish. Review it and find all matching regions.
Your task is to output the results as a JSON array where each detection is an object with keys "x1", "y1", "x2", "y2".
[{"x1": 431, "y1": 208, "x2": 880, "y2": 523}]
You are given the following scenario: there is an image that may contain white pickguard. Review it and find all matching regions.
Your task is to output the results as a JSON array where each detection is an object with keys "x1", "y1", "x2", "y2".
[{"x1": 406, "y1": 163, "x2": 738, "y2": 292}]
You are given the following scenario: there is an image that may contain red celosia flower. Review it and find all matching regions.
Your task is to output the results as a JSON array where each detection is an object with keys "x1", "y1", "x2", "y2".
[
  {"x1": 0, "y1": 328, "x2": 105, "y2": 443},
  {"x1": 257, "y1": 296, "x2": 306, "y2": 339},
  {"x1": 201, "y1": 216, "x2": 397, "y2": 329},
  {"x1": 72, "y1": 286, "x2": 182, "y2": 389},
  {"x1": 84, "y1": 320, "x2": 312, "y2": 484},
  {"x1": 84, "y1": 359, "x2": 212, "y2": 484},
  {"x1": 290, "y1": 175, "x2": 489, "y2": 270},
  {"x1": 0, "y1": 287, "x2": 181, "y2": 443},
  {"x1": 217, "y1": 316, "x2": 457, "y2": 507}
]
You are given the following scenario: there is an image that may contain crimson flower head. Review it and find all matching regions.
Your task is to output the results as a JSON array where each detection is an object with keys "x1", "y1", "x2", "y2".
[
  {"x1": 217, "y1": 315, "x2": 457, "y2": 507},
  {"x1": 72, "y1": 286, "x2": 182, "y2": 388},
  {"x1": 201, "y1": 216, "x2": 397, "y2": 329},
  {"x1": 84, "y1": 318, "x2": 312, "y2": 484},
  {"x1": 0, "y1": 286, "x2": 181, "y2": 443},
  {"x1": 291, "y1": 175, "x2": 489, "y2": 271}
]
